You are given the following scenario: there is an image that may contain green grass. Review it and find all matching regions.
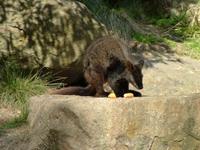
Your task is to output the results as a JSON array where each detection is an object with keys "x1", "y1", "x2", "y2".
[
  {"x1": 152, "y1": 13, "x2": 186, "y2": 28},
  {"x1": 0, "y1": 61, "x2": 47, "y2": 131},
  {"x1": 132, "y1": 33, "x2": 163, "y2": 44},
  {"x1": 150, "y1": 11, "x2": 200, "y2": 39},
  {"x1": 163, "y1": 38, "x2": 177, "y2": 48},
  {"x1": 183, "y1": 37, "x2": 200, "y2": 59}
]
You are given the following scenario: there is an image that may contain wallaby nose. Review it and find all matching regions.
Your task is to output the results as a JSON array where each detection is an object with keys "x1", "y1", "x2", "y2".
[{"x1": 138, "y1": 85, "x2": 143, "y2": 89}]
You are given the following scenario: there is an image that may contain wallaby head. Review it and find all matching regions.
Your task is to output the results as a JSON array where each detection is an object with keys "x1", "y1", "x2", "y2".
[{"x1": 125, "y1": 60, "x2": 144, "y2": 90}]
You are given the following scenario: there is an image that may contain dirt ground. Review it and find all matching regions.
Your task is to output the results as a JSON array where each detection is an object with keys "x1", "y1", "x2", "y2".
[{"x1": 0, "y1": 105, "x2": 20, "y2": 125}]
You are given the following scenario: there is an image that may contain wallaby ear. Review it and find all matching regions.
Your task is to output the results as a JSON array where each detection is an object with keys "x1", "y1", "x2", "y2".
[{"x1": 138, "y1": 60, "x2": 144, "y2": 69}]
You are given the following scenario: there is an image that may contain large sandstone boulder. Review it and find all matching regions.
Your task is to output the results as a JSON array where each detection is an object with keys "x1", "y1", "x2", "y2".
[
  {"x1": 27, "y1": 94, "x2": 200, "y2": 150},
  {"x1": 0, "y1": 0, "x2": 108, "y2": 83}
]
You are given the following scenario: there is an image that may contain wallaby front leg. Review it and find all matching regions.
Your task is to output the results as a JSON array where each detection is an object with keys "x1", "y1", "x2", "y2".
[
  {"x1": 108, "y1": 78, "x2": 129, "y2": 97},
  {"x1": 84, "y1": 67, "x2": 107, "y2": 97}
]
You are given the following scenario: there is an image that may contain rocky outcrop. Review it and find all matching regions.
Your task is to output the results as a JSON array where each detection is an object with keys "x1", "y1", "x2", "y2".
[
  {"x1": 0, "y1": 0, "x2": 108, "y2": 83},
  {"x1": 27, "y1": 94, "x2": 200, "y2": 150}
]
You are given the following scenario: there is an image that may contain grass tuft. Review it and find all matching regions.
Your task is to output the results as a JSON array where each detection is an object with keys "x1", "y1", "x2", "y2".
[{"x1": 0, "y1": 61, "x2": 47, "y2": 131}]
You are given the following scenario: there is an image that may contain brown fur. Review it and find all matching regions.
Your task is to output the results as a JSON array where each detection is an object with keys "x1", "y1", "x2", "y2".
[
  {"x1": 83, "y1": 36, "x2": 144, "y2": 97},
  {"x1": 50, "y1": 36, "x2": 144, "y2": 97}
]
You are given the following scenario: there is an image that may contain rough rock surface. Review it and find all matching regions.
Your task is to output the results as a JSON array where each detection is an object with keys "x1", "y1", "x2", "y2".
[
  {"x1": 0, "y1": 127, "x2": 29, "y2": 150},
  {"x1": 142, "y1": 55, "x2": 200, "y2": 96},
  {"x1": 26, "y1": 94, "x2": 200, "y2": 150},
  {"x1": 0, "y1": 0, "x2": 107, "y2": 83}
]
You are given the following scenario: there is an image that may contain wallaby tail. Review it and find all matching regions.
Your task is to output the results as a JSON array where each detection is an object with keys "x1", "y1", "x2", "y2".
[{"x1": 48, "y1": 85, "x2": 96, "y2": 96}]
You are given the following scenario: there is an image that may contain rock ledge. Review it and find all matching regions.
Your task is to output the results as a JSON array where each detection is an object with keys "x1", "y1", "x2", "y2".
[{"x1": 28, "y1": 94, "x2": 200, "y2": 150}]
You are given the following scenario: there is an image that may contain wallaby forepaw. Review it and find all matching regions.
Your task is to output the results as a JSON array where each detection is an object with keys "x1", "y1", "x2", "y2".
[
  {"x1": 123, "y1": 93, "x2": 134, "y2": 98},
  {"x1": 108, "y1": 92, "x2": 116, "y2": 99}
]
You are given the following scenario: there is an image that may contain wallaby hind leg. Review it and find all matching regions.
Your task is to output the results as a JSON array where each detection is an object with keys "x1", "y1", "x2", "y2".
[
  {"x1": 84, "y1": 67, "x2": 108, "y2": 97},
  {"x1": 108, "y1": 78, "x2": 129, "y2": 97}
]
